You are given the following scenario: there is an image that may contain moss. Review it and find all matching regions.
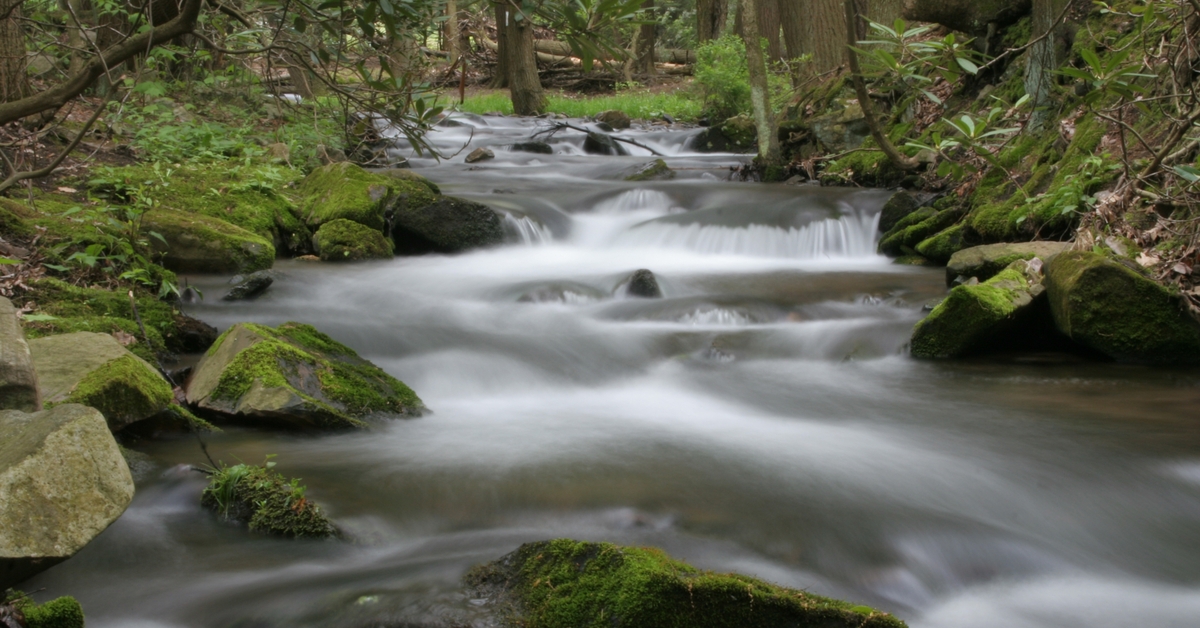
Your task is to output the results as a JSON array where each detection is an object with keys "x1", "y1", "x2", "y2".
[
  {"x1": 299, "y1": 162, "x2": 435, "y2": 230},
  {"x1": 25, "y1": 278, "x2": 201, "y2": 354},
  {"x1": 4, "y1": 591, "x2": 85, "y2": 628},
  {"x1": 719, "y1": 114, "x2": 757, "y2": 149},
  {"x1": 465, "y1": 539, "x2": 906, "y2": 628},
  {"x1": 911, "y1": 266, "x2": 1040, "y2": 358},
  {"x1": 61, "y1": 354, "x2": 173, "y2": 429},
  {"x1": 623, "y1": 159, "x2": 675, "y2": 181},
  {"x1": 879, "y1": 207, "x2": 963, "y2": 257},
  {"x1": 22, "y1": 315, "x2": 165, "y2": 362},
  {"x1": 0, "y1": 197, "x2": 34, "y2": 237},
  {"x1": 915, "y1": 223, "x2": 969, "y2": 263},
  {"x1": 379, "y1": 168, "x2": 442, "y2": 194},
  {"x1": 201, "y1": 463, "x2": 338, "y2": 538},
  {"x1": 89, "y1": 163, "x2": 310, "y2": 252},
  {"x1": 1045, "y1": 251, "x2": 1200, "y2": 363},
  {"x1": 312, "y1": 218, "x2": 393, "y2": 261},
  {"x1": 142, "y1": 209, "x2": 276, "y2": 274}
]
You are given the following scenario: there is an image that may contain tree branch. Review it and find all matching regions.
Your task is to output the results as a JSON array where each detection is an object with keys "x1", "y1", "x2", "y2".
[
  {"x1": 843, "y1": 0, "x2": 918, "y2": 172},
  {"x1": 0, "y1": 99, "x2": 109, "y2": 194}
]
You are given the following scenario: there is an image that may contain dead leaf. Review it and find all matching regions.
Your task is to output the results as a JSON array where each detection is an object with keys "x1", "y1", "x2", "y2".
[
  {"x1": 56, "y1": 186, "x2": 76, "y2": 194},
  {"x1": 1136, "y1": 252, "x2": 1160, "y2": 267},
  {"x1": 112, "y1": 330, "x2": 138, "y2": 346},
  {"x1": 1173, "y1": 263, "x2": 1192, "y2": 275}
]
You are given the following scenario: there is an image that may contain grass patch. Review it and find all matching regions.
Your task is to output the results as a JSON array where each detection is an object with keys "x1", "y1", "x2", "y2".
[{"x1": 453, "y1": 89, "x2": 703, "y2": 121}]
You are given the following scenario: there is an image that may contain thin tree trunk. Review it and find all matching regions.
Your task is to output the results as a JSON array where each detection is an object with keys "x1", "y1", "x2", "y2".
[
  {"x1": 758, "y1": 0, "x2": 783, "y2": 61},
  {"x1": 697, "y1": 0, "x2": 729, "y2": 41},
  {"x1": 844, "y1": 0, "x2": 917, "y2": 170},
  {"x1": 635, "y1": 0, "x2": 656, "y2": 74},
  {"x1": 506, "y1": 6, "x2": 546, "y2": 115},
  {"x1": 490, "y1": 1, "x2": 510, "y2": 88},
  {"x1": 0, "y1": 0, "x2": 28, "y2": 103},
  {"x1": 445, "y1": 0, "x2": 460, "y2": 62},
  {"x1": 741, "y1": 0, "x2": 781, "y2": 165},
  {"x1": 1024, "y1": 0, "x2": 1066, "y2": 132}
]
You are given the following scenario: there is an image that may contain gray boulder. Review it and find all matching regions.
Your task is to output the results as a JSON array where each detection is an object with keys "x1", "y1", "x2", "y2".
[
  {"x1": 0, "y1": 297, "x2": 39, "y2": 412},
  {"x1": 465, "y1": 147, "x2": 495, "y2": 163},
  {"x1": 1, "y1": 404, "x2": 134, "y2": 589},
  {"x1": 29, "y1": 333, "x2": 173, "y2": 432},
  {"x1": 389, "y1": 196, "x2": 505, "y2": 255},
  {"x1": 623, "y1": 159, "x2": 675, "y2": 182},
  {"x1": 511, "y1": 141, "x2": 553, "y2": 154},
  {"x1": 946, "y1": 242, "x2": 1071, "y2": 286},
  {"x1": 626, "y1": 269, "x2": 663, "y2": 298},
  {"x1": 223, "y1": 270, "x2": 275, "y2": 301},
  {"x1": 583, "y1": 132, "x2": 629, "y2": 156}
]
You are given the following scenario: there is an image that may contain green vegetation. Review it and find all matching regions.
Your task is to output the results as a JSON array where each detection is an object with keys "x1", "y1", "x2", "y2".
[
  {"x1": 457, "y1": 90, "x2": 703, "y2": 121},
  {"x1": 694, "y1": 34, "x2": 791, "y2": 120},
  {"x1": 300, "y1": 162, "x2": 435, "y2": 231},
  {"x1": 465, "y1": 539, "x2": 906, "y2": 628},
  {"x1": 24, "y1": 278, "x2": 197, "y2": 354},
  {"x1": 911, "y1": 264, "x2": 1039, "y2": 358},
  {"x1": 2, "y1": 591, "x2": 85, "y2": 628},
  {"x1": 202, "y1": 457, "x2": 338, "y2": 538},
  {"x1": 62, "y1": 354, "x2": 174, "y2": 428},
  {"x1": 313, "y1": 219, "x2": 393, "y2": 261}
]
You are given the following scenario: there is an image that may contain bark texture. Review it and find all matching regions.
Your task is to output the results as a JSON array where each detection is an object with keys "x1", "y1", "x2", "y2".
[
  {"x1": 779, "y1": 0, "x2": 805, "y2": 60},
  {"x1": 635, "y1": 0, "x2": 656, "y2": 74},
  {"x1": 505, "y1": 8, "x2": 546, "y2": 115},
  {"x1": 490, "y1": 1, "x2": 510, "y2": 88},
  {"x1": 741, "y1": 0, "x2": 781, "y2": 164},
  {"x1": 810, "y1": 0, "x2": 849, "y2": 75},
  {"x1": 697, "y1": 0, "x2": 729, "y2": 41},
  {"x1": 0, "y1": 0, "x2": 27, "y2": 103},
  {"x1": 1024, "y1": 0, "x2": 1067, "y2": 132}
]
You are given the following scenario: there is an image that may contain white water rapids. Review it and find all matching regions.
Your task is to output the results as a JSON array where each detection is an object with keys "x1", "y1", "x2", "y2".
[{"x1": 26, "y1": 113, "x2": 1200, "y2": 628}]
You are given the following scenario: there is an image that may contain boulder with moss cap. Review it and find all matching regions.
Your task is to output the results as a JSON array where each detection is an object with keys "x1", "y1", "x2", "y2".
[
  {"x1": 142, "y1": 209, "x2": 275, "y2": 274},
  {"x1": 300, "y1": 162, "x2": 436, "y2": 231},
  {"x1": 1045, "y1": 250, "x2": 1200, "y2": 363},
  {"x1": 28, "y1": 332, "x2": 174, "y2": 431},
  {"x1": 0, "y1": 297, "x2": 40, "y2": 412},
  {"x1": 185, "y1": 322, "x2": 423, "y2": 430},
  {"x1": 945, "y1": 241, "x2": 1071, "y2": 286},
  {"x1": 465, "y1": 539, "x2": 907, "y2": 628},
  {"x1": 1, "y1": 404, "x2": 133, "y2": 588},
  {"x1": 313, "y1": 219, "x2": 393, "y2": 261}
]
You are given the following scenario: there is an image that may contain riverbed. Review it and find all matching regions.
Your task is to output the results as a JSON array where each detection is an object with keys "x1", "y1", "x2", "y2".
[{"x1": 27, "y1": 115, "x2": 1200, "y2": 627}]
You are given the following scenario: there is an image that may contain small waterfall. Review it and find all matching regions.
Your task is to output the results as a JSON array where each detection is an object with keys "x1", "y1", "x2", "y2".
[
  {"x1": 504, "y1": 214, "x2": 555, "y2": 245},
  {"x1": 677, "y1": 307, "x2": 755, "y2": 326},
  {"x1": 615, "y1": 212, "x2": 882, "y2": 258},
  {"x1": 592, "y1": 189, "x2": 682, "y2": 214}
]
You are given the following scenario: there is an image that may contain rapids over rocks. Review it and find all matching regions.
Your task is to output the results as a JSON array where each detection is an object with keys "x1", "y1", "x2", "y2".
[{"x1": 26, "y1": 115, "x2": 1200, "y2": 627}]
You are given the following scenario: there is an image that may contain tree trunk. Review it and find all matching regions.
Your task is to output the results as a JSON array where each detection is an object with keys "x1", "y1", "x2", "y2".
[
  {"x1": 740, "y1": 0, "x2": 781, "y2": 166},
  {"x1": 506, "y1": 7, "x2": 546, "y2": 115},
  {"x1": 1024, "y1": 0, "x2": 1066, "y2": 132},
  {"x1": 779, "y1": 0, "x2": 804, "y2": 61},
  {"x1": 844, "y1": 0, "x2": 917, "y2": 171},
  {"x1": 635, "y1": 0, "x2": 656, "y2": 74},
  {"x1": 809, "y1": 0, "x2": 848, "y2": 75},
  {"x1": 490, "y1": 1, "x2": 510, "y2": 88},
  {"x1": 697, "y1": 0, "x2": 729, "y2": 42},
  {"x1": 444, "y1": 0, "x2": 460, "y2": 62},
  {"x1": 868, "y1": 0, "x2": 906, "y2": 25},
  {"x1": 0, "y1": 0, "x2": 28, "y2": 103},
  {"x1": 758, "y1": 0, "x2": 783, "y2": 62}
]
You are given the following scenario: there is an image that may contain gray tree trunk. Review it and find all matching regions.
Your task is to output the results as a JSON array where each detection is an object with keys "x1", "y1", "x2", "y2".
[
  {"x1": 740, "y1": 0, "x2": 781, "y2": 165},
  {"x1": 635, "y1": 0, "x2": 656, "y2": 74},
  {"x1": 697, "y1": 0, "x2": 729, "y2": 41},
  {"x1": 1024, "y1": 0, "x2": 1066, "y2": 132},
  {"x1": 506, "y1": 8, "x2": 546, "y2": 115}
]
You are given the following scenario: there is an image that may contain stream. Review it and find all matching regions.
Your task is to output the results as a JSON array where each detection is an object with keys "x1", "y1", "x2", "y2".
[{"x1": 26, "y1": 115, "x2": 1200, "y2": 627}]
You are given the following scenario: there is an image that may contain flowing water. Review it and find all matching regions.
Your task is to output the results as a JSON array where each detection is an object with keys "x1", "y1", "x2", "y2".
[{"x1": 27, "y1": 115, "x2": 1200, "y2": 627}]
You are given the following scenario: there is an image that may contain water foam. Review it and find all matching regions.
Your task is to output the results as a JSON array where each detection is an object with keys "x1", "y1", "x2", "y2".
[
  {"x1": 616, "y1": 211, "x2": 881, "y2": 258},
  {"x1": 591, "y1": 189, "x2": 682, "y2": 214},
  {"x1": 504, "y1": 214, "x2": 554, "y2": 245}
]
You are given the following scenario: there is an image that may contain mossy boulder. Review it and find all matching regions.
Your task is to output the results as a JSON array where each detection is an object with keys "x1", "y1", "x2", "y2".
[
  {"x1": 622, "y1": 159, "x2": 675, "y2": 182},
  {"x1": 185, "y1": 322, "x2": 423, "y2": 430},
  {"x1": 915, "y1": 223, "x2": 969, "y2": 264},
  {"x1": 946, "y1": 241, "x2": 1071, "y2": 286},
  {"x1": 389, "y1": 196, "x2": 505, "y2": 255},
  {"x1": 3, "y1": 592, "x2": 85, "y2": 628},
  {"x1": 299, "y1": 162, "x2": 436, "y2": 231},
  {"x1": 465, "y1": 539, "x2": 906, "y2": 628},
  {"x1": 142, "y1": 209, "x2": 275, "y2": 274},
  {"x1": 0, "y1": 297, "x2": 40, "y2": 412},
  {"x1": 878, "y1": 191, "x2": 924, "y2": 233},
  {"x1": 23, "y1": 315, "x2": 165, "y2": 363},
  {"x1": 1044, "y1": 251, "x2": 1200, "y2": 363},
  {"x1": 595, "y1": 109, "x2": 631, "y2": 129},
  {"x1": 0, "y1": 404, "x2": 133, "y2": 589},
  {"x1": 878, "y1": 202, "x2": 964, "y2": 257},
  {"x1": 377, "y1": 168, "x2": 442, "y2": 194},
  {"x1": 809, "y1": 100, "x2": 870, "y2": 153},
  {"x1": 312, "y1": 219, "x2": 393, "y2": 261},
  {"x1": 690, "y1": 115, "x2": 757, "y2": 153},
  {"x1": 911, "y1": 261, "x2": 1047, "y2": 358},
  {"x1": 201, "y1": 462, "x2": 338, "y2": 538},
  {"x1": 24, "y1": 278, "x2": 217, "y2": 354},
  {"x1": 29, "y1": 332, "x2": 173, "y2": 431},
  {"x1": 89, "y1": 163, "x2": 310, "y2": 254}
]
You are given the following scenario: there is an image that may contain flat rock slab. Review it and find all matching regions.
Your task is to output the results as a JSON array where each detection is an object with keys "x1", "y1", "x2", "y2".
[
  {"x1": 946, "y1": 241, "x2": 1071, "y2": 286},
  {"x1": 0, "y1": 404, "x2": 133, "y2": 589},
  {"x1": 29, "y1": 332, "x2": 173, "y2": 431},
  {"x1": 0, "y1": 297, "x2": 39, "y2": 412}
]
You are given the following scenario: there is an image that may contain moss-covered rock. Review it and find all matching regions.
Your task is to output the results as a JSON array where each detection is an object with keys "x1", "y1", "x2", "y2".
[
  {"x1": 312, "y1": 219, "x2": 393, "y2": 261},
  {"x1": 185, "y1": 322, "x2": 423, "y2": 430},
  {"x1": 878, "y1": 203, "x2": 964, "y2": 257},
  {"x1": 0, "y1": 404, "x2": 133, "y2": 589},
  {"x1": 376, "y1": 167, "x2": 441, "y2": 194},
  {"x1": 878, "y1": 191, "x2": 924, "y2": 233},
  {"x1": 915, "y1": 223, "x2": 970, "y2": 263},
  {"x1": 22, "y1": 315, "x2": 166, "y2": 363},
  {"x1": 24, "y1": 278, "x2": 217, "y2": 354},
  {"x1": 582, "y1": 132, "x2": 629, "y2": 156},
  {"x1": 622, "y1": 159, "x2": 675, "y2": 182},
  {"x1": 142, "y1": 209, "x2": 275, "y2": 274},
  {"x1": 911, "y1": 261, "x2": 1047, "y2": 358},
  {"x1": 946, "y1": 241, "x2": 1071, "y2": 286},
  {"x1": 1044, "y1": 251, "x2": 1200, "y2": 363},
  {"x1": 201, "y1": 462, "x2": 338, "y2": 538},
  {"x1": 89, "y1": 163, "x2": 310, "y2": 254},
  {"x1": 390, "y1": 196, "x2": 505, "y2": 255},
  {"x1": 689, "y1": 115, "x2": 757, "y2": 153},
  {"x1": 29, "y1": 332, "x2": 174, "y2": 431},
  {"x1": 299, "y1": 162, "x2": 435, "y2": 231},
  {"x1": 465, "y1": 539, "x2": 906, "y2": 628},
  {"x1": 3, "y1": 592, "x2": 85, "y2": 628}
]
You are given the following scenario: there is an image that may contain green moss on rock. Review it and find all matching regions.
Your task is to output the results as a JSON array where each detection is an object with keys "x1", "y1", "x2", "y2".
[
  {"x1": 201, "y1": 462, "x2": 338, "y2": 538},
  {"x1": 64, "y1": 354, "x2": 174, "y2": 427},
  {"x1": 911, "y1": 264, "x2": 1044, "y2": 358},
  {"x1": 623, "y1": 159, "x2": 675, "y2": 182},
  {"x1": 945, "y1": 241, "x2": 1071, "y2": 286},
  {"x1": 299, "y1": 162, "x2": 435, "y2": 230},
  {"x1": 22, "y1": 315, "x2": 165, "y2": 362},
  {"x1": 879, "y1": 206, "x2": 963, "y2": 257},
  {"x1": 465, "y1": 539, "x2": 906, "y2": 628},
  {"x1": 5, "y1": 592, "x2": 85, "y2": 628},
  {"x1": 186, "y1": 322, "x2": 423, "y2": 430},
  {"x1": 142, "y1": 209, "x2": 275, "y2": 274},
  {"x1": 313, "y1": 218, "x2": 393, "y2": 261},
  {"x1": 915, "y1": 223, "x2": 969, "y2": 263},
  {"x1": 1045, "y1": 251, "x2": 1200, "y2": 363}
]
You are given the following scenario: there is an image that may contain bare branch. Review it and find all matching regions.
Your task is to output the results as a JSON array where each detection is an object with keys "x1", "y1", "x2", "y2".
[{"x1": 0, "y1": 100, "x2": 109, "y2": 194}]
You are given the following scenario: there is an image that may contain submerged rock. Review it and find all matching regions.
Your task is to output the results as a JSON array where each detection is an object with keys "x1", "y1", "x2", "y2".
[
  {"x1": 0, "y1": 297, "x2": 39, "y2": 412},
  {"x1": 583, "y1": 132, "x2": 628, "y2": 156},
  {"x1": 946, "y1": 241, "x2": 1071, "y2": 286},
  {"x1": 312, "y1": 219, "x2": 393, "y2": 261},
  {"x1": 185, "y1": 322, "x2": 423, "y2": 430},
  {"x1": 142, "y1": 209, "x2": 275, "y2": 274},
  {"x1": 625, "y1": 269, "x2": 663, "y2": 298},
  {"x1": 0, "y1": 404, "x2": 133, "y2": 589},
  {"x1": 622, "y1": 159, "x2": 675, "y2": 182},
  {"x1": 595, "y1": 109, "x2": 631, "y2": 129},
  {"x1": 511, "y1": 141, "x2": 553, "y2": 154},
  {"x1": 389, "y1": 196, "x2": 505, "y2": 255},
  {"x1": 300, "y1": 162, "x2": 436, "y2": 231},
  {"x1": 201, "y1": 462, "x2": 338, "y2": 538},
  {"x1": 1045, "y1": 251, "x2": 1200, "y2": 364},
  {"x1": 465, "y1": 147, "x2": 495, "y2": 163},
  {"x1": 29, "y1": 332, "x2": 173, "y2": 431},
  {"x1": 911, "y1": 260, "x2": 1048, "y2": 358},
  {"x1": 464, "y1": 539, "x2": 907, "y2": 628},
  {"x1": 223, "y1": 270, "x2": 275, "y2": 301}
]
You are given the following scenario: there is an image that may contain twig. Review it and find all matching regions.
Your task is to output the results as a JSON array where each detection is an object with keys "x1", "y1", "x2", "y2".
[{"x1": 531, "y1": 121, "x2": 663, "y2": 155}]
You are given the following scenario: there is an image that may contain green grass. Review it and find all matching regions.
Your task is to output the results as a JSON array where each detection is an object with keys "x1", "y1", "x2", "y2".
[{"x1": 452, "y1": 90, "x2": 703, "y2": 121}]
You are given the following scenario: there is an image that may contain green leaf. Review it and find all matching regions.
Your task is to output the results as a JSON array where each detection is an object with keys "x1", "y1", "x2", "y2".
[
  {"x1": 1174, "y1": 165, "x2": 1200, "y2": 183},
  {"x1": 956, "y1": 57, "x2": 979, "y2": 74},
  {"x1": 42, "y1": 263, "x2": 68, "y2": 272}
]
